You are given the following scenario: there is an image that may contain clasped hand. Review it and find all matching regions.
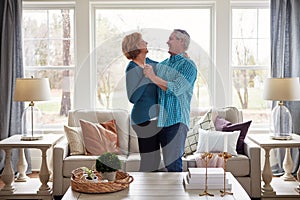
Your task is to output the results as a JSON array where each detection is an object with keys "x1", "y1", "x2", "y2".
[{"x1": 143, "y1": 64, "x2": 154, "y2": 78}]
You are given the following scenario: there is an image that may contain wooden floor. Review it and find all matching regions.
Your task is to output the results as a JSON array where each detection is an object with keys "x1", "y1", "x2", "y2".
[{"x1": 0, "y1": 171, "x2": 39, "y2": 189}]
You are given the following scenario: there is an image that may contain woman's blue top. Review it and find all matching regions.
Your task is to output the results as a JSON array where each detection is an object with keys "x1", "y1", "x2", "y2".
[{"x1": 125, "y1": 57, "x2": 159, "y2": 125}]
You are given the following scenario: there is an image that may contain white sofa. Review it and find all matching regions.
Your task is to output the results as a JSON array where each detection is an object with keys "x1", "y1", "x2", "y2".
[{"x1": 53, "y1": 108, "x2": 261, "y2": 198}]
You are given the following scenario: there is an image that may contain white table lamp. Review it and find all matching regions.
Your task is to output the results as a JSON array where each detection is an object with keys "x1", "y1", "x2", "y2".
[
  {"x1": 14, "y1": 77, "x2": 51, "y2": 140},
  {"x1": 263, "y1": 77, "x2": 300, "y2": 139}
]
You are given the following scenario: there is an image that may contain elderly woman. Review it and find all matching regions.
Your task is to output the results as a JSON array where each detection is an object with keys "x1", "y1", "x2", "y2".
[{"x1": 122, "y1": 32, "x2": 161, "y2": 172}]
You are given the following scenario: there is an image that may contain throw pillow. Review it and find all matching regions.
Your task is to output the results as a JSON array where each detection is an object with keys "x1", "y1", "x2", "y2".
[
  {"x1": 100, "y1": 119, "x2": 119, "y2": 146},
  {"x1": 214, "y1": 116, "x2": 232, "y2": 131},
  {"x1": 184, "y1": 129, "x2": 198, "y2": 157},
  {"x1": 184, "y1": 109, "x2": 216, "y2": 157},
  {"x1": 64, "y1": 125, "x2": 86, "y2": 155},
  {"x1": 184, "y1": 116, "x2": 202, "y2": 156},
  {"x1": 100, "y1": 119, "x2": 117, "y2": 133},
  {"x1": 195, "y1": 109, "x2": 216, "y2": 131},
  {"x1": 222, "y1": 120, "x2": 252, "y2": 155},
  {"x1": 80, "y1": 119, "x2": 119, "y2": 156},
  {"x1": 196, "y1": 129, "x2": 240, "y2": 156}
]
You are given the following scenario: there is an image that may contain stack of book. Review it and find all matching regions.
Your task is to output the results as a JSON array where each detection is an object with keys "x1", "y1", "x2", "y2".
[{"x1": 183, "y1": 168, "x2": 232, "y2": 190}]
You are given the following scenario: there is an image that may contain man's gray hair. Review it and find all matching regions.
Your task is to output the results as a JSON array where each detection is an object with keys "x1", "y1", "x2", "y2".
[{"x1": 173, "y1": 29, "x2": 190, "y2": 51}]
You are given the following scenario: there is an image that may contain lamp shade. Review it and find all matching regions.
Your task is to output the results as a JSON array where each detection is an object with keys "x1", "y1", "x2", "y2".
[
  {"x1": 14, "y1": 78, "x2": 51, "y2": 101},
  {"x1": 263, "y1": 77, "x2": 300, "y2": 101}
]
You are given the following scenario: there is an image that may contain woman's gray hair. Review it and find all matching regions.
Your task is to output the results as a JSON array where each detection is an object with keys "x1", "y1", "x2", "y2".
[{"x1": 173, "y1": 29, "x2": 190, "y2": 51}]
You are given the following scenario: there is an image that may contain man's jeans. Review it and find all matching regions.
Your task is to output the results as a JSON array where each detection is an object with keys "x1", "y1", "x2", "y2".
[{"x1": 159, "y1": 123, "x2": 188, "y2": 172}]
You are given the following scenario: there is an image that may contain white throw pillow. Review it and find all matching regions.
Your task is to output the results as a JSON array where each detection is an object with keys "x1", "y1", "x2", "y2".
[
  {"x1": 184, "y1": 109, "x2": 216, "y2": 157},
  {"x1": 196, "y1": 129, "x2": 240, "y2": 156}
]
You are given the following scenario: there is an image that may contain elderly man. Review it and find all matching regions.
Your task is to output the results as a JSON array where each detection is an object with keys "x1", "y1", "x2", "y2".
[{"x1": 144, "y1": 29, "x2": 197, "y2": 172}]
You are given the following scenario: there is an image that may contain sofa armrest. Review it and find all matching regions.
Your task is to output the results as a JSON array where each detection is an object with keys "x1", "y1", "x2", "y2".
[
  {"x1": 53, "y1": 137, "x2": 69, "y2": 196},
  {"x1": 244, "y1": 137, "x2": 261, "y2": 198}
]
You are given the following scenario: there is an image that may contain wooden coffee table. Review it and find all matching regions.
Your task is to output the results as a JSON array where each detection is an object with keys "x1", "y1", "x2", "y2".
[{"x1": 62, "y1": 172, "x2": 250, "y2": 200}]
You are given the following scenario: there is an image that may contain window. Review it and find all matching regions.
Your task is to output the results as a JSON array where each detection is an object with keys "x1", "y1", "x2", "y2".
[
  {"x1": 231, "y1": 6, "x2": 270, "y2": 126},
  {"x1": 22, "y1": 6, "x2": 75, "y2": 130},
  {"x1": 21, "y1": 1, "x2": 271, "y2": 131},
  {"x1": 94, "y1": 8, "x2": 212, "y2": 111}
]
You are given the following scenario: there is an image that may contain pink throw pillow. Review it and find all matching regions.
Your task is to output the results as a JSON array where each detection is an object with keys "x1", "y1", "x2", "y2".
[
  {"x1": 80, "y1": 119, "x2": 119, "y2": 155},
  {"x1": 214, "y1": 116, "x2": 232, "y2": 131}
]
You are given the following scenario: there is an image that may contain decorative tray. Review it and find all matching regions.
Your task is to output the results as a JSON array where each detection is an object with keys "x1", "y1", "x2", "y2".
[
  {"x1": 271, "y1": 135, "x2": 293, "y2": 140},
  {"x1": 71, "y1": 168, "x2": 134, "y2": 194}
]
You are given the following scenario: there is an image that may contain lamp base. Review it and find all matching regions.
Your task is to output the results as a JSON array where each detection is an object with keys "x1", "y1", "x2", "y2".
[
  {"x1": 21, "y1": 135, "x2": 43, "y2": 141},
  {"x1": 270, "y1": 103, "x2": 292, "y2": 138}
]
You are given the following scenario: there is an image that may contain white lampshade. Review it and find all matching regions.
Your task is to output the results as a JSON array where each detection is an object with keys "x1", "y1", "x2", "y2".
[
  {"x1": 263, "y1": 77, "x2": 300, "y2": 101},
  {"x1": 14, "y1": 78, "x2": 51, "y2": 102}
]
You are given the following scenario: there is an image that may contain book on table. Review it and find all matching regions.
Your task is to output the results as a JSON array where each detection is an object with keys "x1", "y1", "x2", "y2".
[
  {"x1": 184, "y1": 167, "x2": 232, "y2": 190},
  {"x1": 183, "y1": 175, "x2": 232, "y2": 190},
  {"x1": 186, "y1": 173, "x2": 229, "y2": 184},
  {"x1": 188, "y1": 167, "x2": 224, "y2": 178}
]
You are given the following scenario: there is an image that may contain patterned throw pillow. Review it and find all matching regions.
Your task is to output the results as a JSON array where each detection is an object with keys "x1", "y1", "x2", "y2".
[
  {"x1": 184, "y1": 109, "x2": 216, "y2": 157},
  {"x1": 64, "y1": 125, "x2": 86, "y2": 155}
]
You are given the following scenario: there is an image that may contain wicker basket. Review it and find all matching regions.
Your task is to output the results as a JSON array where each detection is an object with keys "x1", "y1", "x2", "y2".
[{"x1": 71, "y1": 168, "x2": 134, "y2": 193}]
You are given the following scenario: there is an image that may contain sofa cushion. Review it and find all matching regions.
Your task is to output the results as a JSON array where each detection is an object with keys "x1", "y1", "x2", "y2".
[
  {"x1": 68, "y1": 109, "x2": 130, "y2": 155},
  {"x1": 80, "y1": 119, "x2": 119, "y2": 155},
  {"x1": 64, "y1": 125, "x2": 86, "y2": 155},
  {"x1": 226, "y1": 154, "x2": 250, "y2": 177}
]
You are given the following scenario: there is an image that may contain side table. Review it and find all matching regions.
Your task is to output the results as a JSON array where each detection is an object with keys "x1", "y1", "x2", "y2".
[
  {"x1": 0, "y1": 134, "x2": 64, "y2": 199},
  {"x1": 247, "y1": 133, "x2": 300, "y2": 199}
]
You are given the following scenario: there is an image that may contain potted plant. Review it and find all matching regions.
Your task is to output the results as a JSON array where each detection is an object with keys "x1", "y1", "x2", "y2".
[
  {"x1": 96, "y1": 152, "x2": 121, "y2": 181},
  {"x1": 81, "y1": 167, "x2": 98, "y2": 182}
]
